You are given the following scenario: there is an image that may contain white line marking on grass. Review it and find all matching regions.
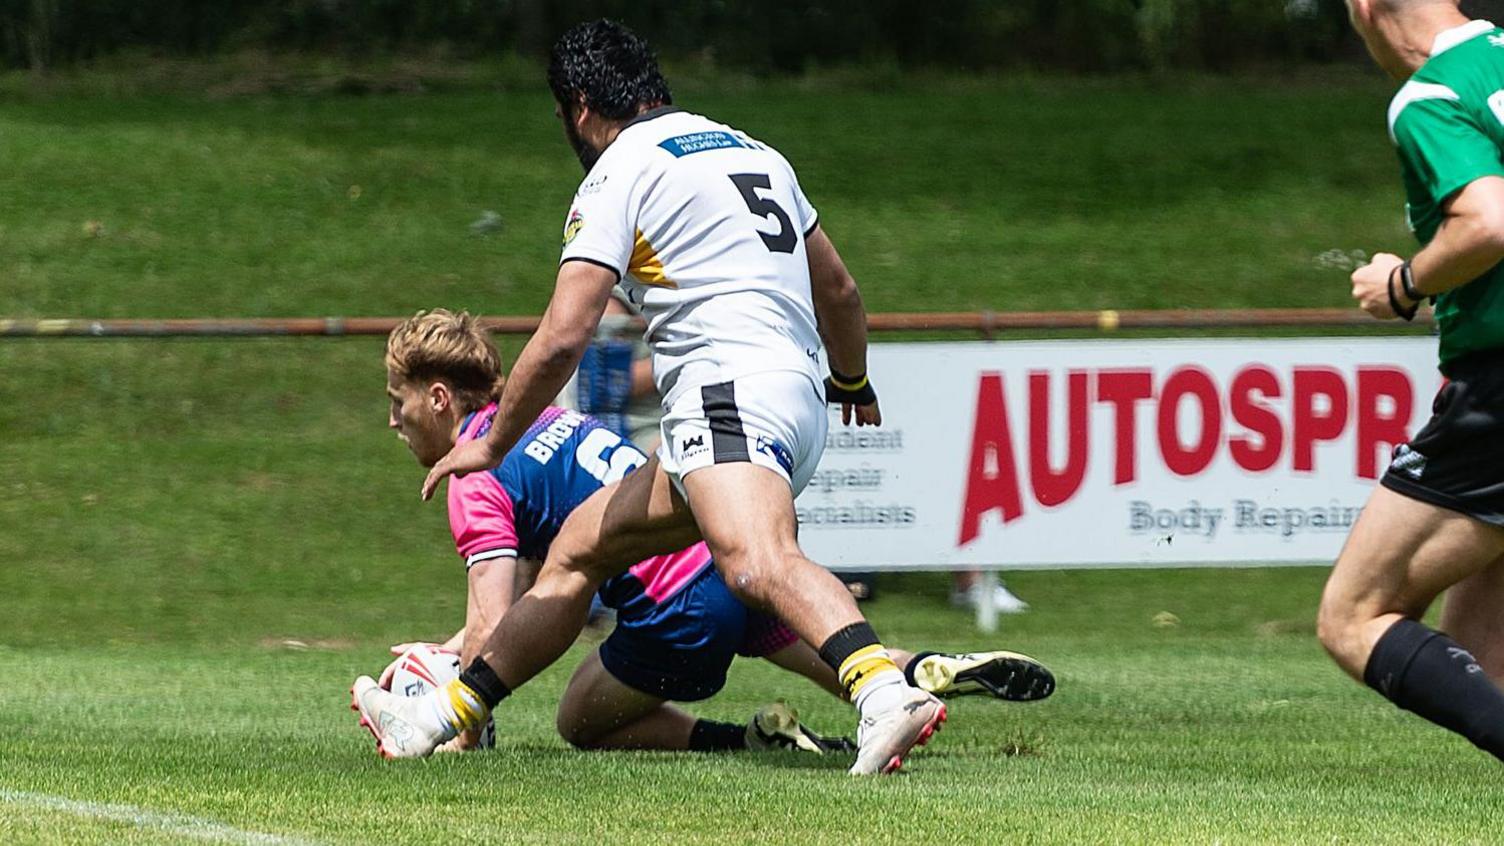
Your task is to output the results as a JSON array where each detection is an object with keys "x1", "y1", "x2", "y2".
[{"x1": 0, "y1": 789, "x2": 324, "y2": 845}]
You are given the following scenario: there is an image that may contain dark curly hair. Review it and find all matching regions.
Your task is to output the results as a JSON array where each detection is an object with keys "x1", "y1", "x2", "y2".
[{"x1": 548, "y1": 19, "x2": 672, "y2": 121}]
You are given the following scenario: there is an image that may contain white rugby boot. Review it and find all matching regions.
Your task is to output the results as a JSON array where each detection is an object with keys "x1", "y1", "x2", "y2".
[
  {"x1": 351, "y1": 675, "x2": 458, "y2": 759},
  {"x1": 848, "y1": 690, "x2": 946, "y2": 776}
]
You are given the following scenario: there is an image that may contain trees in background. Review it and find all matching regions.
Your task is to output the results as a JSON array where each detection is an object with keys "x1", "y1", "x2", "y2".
[{"x1": 0, "y1": 0, "x2": 1366, "y2": 73}]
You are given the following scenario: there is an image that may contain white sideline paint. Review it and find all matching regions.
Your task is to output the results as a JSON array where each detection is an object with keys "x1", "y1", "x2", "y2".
[{"x1": 0, "y1": 789, "x2": 323, "y2": 845}]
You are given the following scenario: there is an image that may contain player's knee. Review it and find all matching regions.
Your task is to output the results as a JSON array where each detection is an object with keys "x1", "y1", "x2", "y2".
[
  {"x1": 555, "y1": 711, "x2": 601, "y2": 750},
  {"x1": 1316, "y1": 591, "x2": 1366, "y2": 669},
  {"x1": 1315, "y1": 603, "x2": 1344, "y2": 658},
  {"x1": 717, "y1": 549, "x2": 794, "y2": 609}
]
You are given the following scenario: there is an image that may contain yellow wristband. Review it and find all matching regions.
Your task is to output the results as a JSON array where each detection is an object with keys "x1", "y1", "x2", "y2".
[{"x1": 829, "y1": 373, "x2": 869, "y2": 392}]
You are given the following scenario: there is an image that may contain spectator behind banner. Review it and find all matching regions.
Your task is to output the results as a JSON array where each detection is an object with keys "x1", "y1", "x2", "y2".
[{"x1": 558, "y1": 290, "x2": 662, "y2": 453}]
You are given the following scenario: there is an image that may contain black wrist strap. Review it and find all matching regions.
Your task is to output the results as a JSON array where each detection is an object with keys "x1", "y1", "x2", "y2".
[
  {"x1": 825, "y1": 371, "x2": 877, "y2": 405},
  {"x1": 1388, "y1": 265, "x2": 1418, "y2": 322},
  {"x1": 828, "y1": 368, "x2": 866, "y2": 389},
  {"x1": 1400, "y1": 261, "x2": 1424, "y2": 303}
]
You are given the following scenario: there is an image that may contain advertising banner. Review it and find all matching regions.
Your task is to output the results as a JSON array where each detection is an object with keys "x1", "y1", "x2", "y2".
[{"x1": 796, "y1": 337, "x2": 1442, "y2": 569}]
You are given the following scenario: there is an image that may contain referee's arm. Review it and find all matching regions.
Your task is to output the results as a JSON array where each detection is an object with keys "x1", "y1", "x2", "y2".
[
  {"x1": 1409, "y1": 176, "x2": 1504, "y2": 297},
  {"x1": 1353, "y1": 176, "x2": 1504, "y2": 317}
]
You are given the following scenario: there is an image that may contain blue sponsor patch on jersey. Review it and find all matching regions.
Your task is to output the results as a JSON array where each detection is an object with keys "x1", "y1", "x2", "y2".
[{"x1": 658, "y1": 131, "x2": 746, "y2": 157}]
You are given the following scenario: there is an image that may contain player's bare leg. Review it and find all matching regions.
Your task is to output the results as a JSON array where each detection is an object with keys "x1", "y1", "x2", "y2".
[
  {"x1": 477, "y1": 455, "x2": 699, "y2": 687},
  {"x1": 554, "y1": 652, "x2": 690, "y2": 750},
  {"x1": 1317, "y1": 485, "x2": 1504, "y2": 758},
  {"x1": 1439, "y1": 552, "x2": 1504, "y2": 680},
  {"x1": 765, "y1": 639, "x2": 877, "y2": 698},
  {"x1": 556, "y1": 651, "x2": 848, "y2": 753},
  {"x1": 679, "y1": 462, "x2": 944, "y2": 774},
  {"x1": 353, "y1": 456, "x2": 698, "y2": 758},
  {"x1": 680, "y1": 464, "x2": 868, "y2": 657}
]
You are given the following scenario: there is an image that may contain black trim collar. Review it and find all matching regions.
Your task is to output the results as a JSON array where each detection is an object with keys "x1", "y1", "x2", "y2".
[{"x1": 621, "y1": 105, "x2": 681, "y2": 132}]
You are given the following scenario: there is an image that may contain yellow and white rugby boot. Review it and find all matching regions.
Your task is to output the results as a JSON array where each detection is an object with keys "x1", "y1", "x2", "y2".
[
  {"x1": 351, "y1": 675, "x2": 458, "y2": 759},
  {"x1": 848, "y1": 691, "x2": 946, "y2": 776},
  {"x1": 745, "y1": 702, "x2": 855, "y2": 754},
  {"x1": 910, "y1": 651, "x2": 1056, "y2": 701}
]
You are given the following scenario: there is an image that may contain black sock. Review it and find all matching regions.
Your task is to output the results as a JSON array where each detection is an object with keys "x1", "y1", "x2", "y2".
[
  {"x1": 1364, "y1": 618, "x2": 1504, "y2": 760},
  {"x1": 817, "y1": 622, "x2": 881, "y2": 671},
  {"x1": 688, "y1": 719, "x2": 747, "y2": 752},
  {"x1": 458, "y1": 658, "x2": 512, "y2": 709},
  {"x1": 902, "y1": 651, "x2": 937, "y2": 688}
]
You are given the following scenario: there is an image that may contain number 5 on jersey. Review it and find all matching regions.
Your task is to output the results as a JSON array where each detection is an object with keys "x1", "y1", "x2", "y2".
[{"x1": 730, "y1": 173, "x2": 797, "y2": 254}]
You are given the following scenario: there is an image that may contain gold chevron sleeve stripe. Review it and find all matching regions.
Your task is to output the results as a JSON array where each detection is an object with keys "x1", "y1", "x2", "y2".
[{"x1": 629, "y1": 229, "x2": 676, "y2": 288}]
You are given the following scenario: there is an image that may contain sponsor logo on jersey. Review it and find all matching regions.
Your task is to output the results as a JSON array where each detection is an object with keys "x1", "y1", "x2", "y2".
[
  {"x1": 562, "y1": 209, "x2": 585, "y2": 247},
  {"x1": 577, "y1": 174, "x2": 608, "y2": 196},
  {"x1": 658, "y1": 131, "x2": 746, "y2": 158},
  {"x1": 1490, "y1": 33, "x2": 1504, "y2": 48}
]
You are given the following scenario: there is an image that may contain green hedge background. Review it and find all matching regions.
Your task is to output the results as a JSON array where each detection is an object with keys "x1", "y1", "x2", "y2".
[{"x1": 0, "y1": 0, "x2": 1386, "y2": 73}]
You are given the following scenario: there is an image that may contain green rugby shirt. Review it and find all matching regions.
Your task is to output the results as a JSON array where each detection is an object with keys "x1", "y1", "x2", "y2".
[{"x1": 1389, "y1": 19, "x2": 1504, "y2": 369}]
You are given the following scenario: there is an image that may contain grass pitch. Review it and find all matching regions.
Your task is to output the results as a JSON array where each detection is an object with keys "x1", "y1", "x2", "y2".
[{"x1": 2, "y1": 571, "x2": 1501, "y2": 844}]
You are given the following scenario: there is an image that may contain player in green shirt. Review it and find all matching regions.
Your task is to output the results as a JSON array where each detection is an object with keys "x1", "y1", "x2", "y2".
[{"x1": 1320, "y1": 0, "x2": 1504, "y2": 761}]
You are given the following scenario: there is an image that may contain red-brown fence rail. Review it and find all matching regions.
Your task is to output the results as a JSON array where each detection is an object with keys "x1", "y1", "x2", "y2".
[{"x1": 0, "y1": 309, "x2": 1431, "y2": 339}]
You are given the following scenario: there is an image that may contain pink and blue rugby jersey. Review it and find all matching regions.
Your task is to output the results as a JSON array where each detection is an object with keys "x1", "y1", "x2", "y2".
[{"x1": 447, "y1": 404, "x2": 713, "y2": 612}]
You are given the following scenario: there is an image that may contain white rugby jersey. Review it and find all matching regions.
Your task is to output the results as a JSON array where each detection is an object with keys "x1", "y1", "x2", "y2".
[{"x1": 560, "y1": 108, "x2": 824, "y2": 407}]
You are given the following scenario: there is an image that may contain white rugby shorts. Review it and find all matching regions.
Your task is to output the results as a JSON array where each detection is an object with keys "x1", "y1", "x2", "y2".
[{"x1": 657, "y1": 371, "x2": 828, "y2": 494}]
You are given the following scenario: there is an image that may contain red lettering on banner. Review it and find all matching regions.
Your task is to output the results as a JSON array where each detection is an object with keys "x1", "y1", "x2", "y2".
[
  {"x1": 959, "y1": 373, "x2": 1023, "y2": 546},
  {"x1": 1157, "y1": 367, "x2": 1221, "y2": 476},
  {"x1": 1096, "y1": 369, "x2": 1154, "y2": 485},
  {"x1": 1355, "y1": 367, "x2": 1413, "y2": 479},
  {"x1": 1292, "y1": 367, "x2": 1349, "y2": 472},
  {"x1": 954, "y1": 359, "x2": 1426, "y2": 547},
  {"x1": 1228, "y1": 365, "x2": 1282, "y2": 472},
  {"x1": 1029, "y1": 371, "x2": 1089, "y2": 507}
]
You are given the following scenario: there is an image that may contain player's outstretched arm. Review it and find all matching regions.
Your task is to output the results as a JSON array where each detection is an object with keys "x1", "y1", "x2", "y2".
[
  {"x1": 423, "y1": 556, "x2": 524, "y2": 751},
  {"x1": 806, "y1": 225, "x2": 880, "y2": 427},
  {"x1": 460, "y1": 556, "x2": 527, "y2": 665},
  {"x1": 421, "y1": 261, "x2": 618, "y2": 499},
  {"x1": 1351, "y1": 176, "x2": 1504, "y2": 319}
]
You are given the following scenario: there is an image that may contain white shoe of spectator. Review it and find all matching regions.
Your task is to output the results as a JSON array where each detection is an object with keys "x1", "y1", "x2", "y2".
[{"x1": 950, "y1": 582, "x2": 1029, "y2": 614}]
